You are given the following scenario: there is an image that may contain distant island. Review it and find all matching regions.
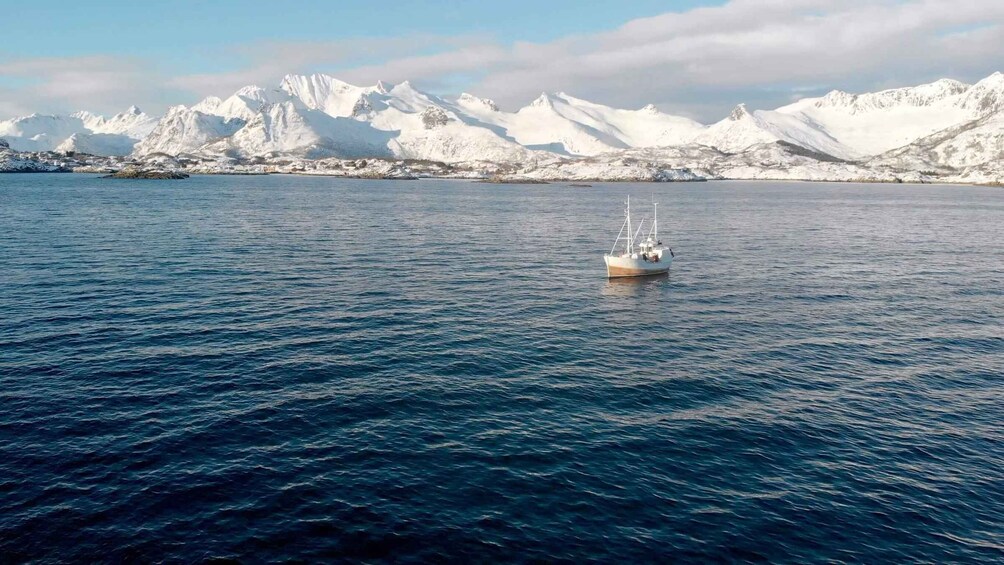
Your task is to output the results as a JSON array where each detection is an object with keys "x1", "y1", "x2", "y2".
[
  {"x1": 3, "y1": 73, "x2": 1004, "y2": 185},
  {"x1": 101, "y1": 169, "x2": 190, "y2": 180}
]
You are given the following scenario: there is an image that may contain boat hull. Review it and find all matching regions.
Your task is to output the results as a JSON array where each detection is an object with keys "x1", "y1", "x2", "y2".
[{"x1": 604, "y1": 254, "x2": 672, "y2": 278}]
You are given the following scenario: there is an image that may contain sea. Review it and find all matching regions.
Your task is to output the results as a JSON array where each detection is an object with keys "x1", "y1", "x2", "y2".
[{"x1": 1, "y1": 173, "x2": 1002, "y2": 562}]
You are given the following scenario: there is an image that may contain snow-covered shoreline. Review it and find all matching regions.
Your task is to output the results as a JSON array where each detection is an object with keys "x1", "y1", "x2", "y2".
[{"x1": 4, "y1": 147, "x2": 1001, "y2": 187}]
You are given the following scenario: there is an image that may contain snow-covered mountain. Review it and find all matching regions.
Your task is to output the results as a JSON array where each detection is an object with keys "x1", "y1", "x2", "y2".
[
  {"x1": 0, "y1": 74, "x2": 707, "y2": 162},
  {"x1": 444, "y1": 90, "x2": 705, "y2": 156},
  {"x1": 130, "y1": 75, "x2": 536, "y2": 162},
  {"x1": 3, "y1": 72, "x2": 1004, "y2": 183},
  {"x1": 0, "y1": 106, "x2": 157, "y2": 156},
  {"x1": 134, "y1": 105, "x2": 244, "y2": 156},
  {"x1": 695, "y1": 103, "x2": 858, "y2": 160},
  {"x1": 78, "y1": 105, "x2": 159, "y2": 138},
  {"x1": 129, "y1": 71, "x2": 1001, "y2": 166},
  {"x1": 868, "y1": 111, "x2": 1004, "y2": 172},
  {"x1": 0, "y1": 114, "x2": 92, "y2": 153},
  {"x1": 279, "y1": 74, "x2": 387, "y2": 117},
  {"x1": 775, "y1": 74, "x2": 1004, "y2": 156}
]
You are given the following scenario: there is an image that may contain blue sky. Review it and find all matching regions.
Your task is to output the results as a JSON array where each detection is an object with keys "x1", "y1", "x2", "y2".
[
  {"x1": 2, "y1": 1, "x2": 1003, "y2": 121},
  {"x1": 5, "y1": 1, "x2": 716, "y2": 70}
]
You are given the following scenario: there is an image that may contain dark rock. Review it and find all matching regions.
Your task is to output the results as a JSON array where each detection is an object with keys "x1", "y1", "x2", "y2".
[
  {"x1": 421, "y1": 107, "x2": 450, "y2": 129},
  {"x1": 352, "y1": 96, "x2": 373, "y2": 116},
  {"x1": 477, "y1": 177, "x2": 549, "y2": 184},
  {"x1": 102, "y1": 169, "x2": 189, "y2": 179}
]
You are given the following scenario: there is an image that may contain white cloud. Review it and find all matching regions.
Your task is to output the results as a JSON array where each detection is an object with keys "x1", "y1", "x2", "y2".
[
  {"x1": 165, "y1": 35, "x2": 486, "y2": 100},
  {"x1": 447, "y1": 0, "x2": 1004, "y2": 115},
  {"x1": 0, "y1": 55, "x2": 184, "y2": 117},
  {"x1": 2, "y1": 0, "x2": 1004, "y2": 122}
]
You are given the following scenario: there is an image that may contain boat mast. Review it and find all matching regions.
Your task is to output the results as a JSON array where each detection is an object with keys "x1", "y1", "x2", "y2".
[
  {"x1": 633, "y1": 218, "x2": 647, "y2": 243},
  {"x1": 625, "y1": 196, "x2": 633, "y2": 255},
  {"x1": 609, "y1": 216, "x2": 629, "y2": 256},
  {"x1": 653, "y1": 201, "x2": 658, "y2": 243}
]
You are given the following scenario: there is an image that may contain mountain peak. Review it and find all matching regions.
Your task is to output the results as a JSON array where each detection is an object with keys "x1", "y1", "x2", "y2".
[
  {"x1": 458, "y1": 92, "x2": 499, "y2": 112},
  {"x1": 912, "y1": 78, "x2": 969, "y2": 99},
  {"x1": 192, "y1": 96, "x2": 223, "y2": 113},
  {"x1": 818, "y1": 89, "x2": 857, "y2": 107},
  {"x1": 640, "y1": 103, "x2": 660, "y2": 113},
  {"x1": 375, "y1": 80, "x2": 390, "y2": 94},
  {"x1": 974, "y1": 71, "x2": 1004, "y2": 88},
  {"x1": 729, "y1": 103, "x2": 751, "y2": 120},
  {"x1": 529, "y1": 92, "x2": 554, "y2": 108},
  {"x1": 235, "y1": 85, "x2": 266, "y2": 98},
  {"x1": 931, "y1": 78, "x2": 967, "y2": 89},
  {"x1": 71, "y1": 110, "x2": 101, "y2": 121},
  {"x1": 126, "y1": 105, "x2": 142, "y2": 115},
  {"x1": 284, "y1": 73, "x2": 343, "y2": 85},
  {"x1": 389, "y1": 80, "x2": 421, "y2": 97},
  {"x1": 959, "y1": 71, "x2": 1004, "y2": 114},
  {"x1": 281, "y1": 74, "x2": 358, "y2": 95}
]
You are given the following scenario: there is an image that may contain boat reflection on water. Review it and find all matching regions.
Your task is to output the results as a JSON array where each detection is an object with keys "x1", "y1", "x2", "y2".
[{"x1": 600, "y1": 271, "x2": 670, "y2": 297}]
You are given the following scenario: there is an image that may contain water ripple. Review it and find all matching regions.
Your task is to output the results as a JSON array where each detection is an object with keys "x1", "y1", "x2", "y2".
[{"x1": 1, "y1": 175, "x2": 1002, "y2": 562}]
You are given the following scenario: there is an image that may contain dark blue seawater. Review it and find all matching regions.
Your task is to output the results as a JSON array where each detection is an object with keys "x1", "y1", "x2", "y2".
[{"x1": 1, "y1": 173, "x2": 1002, "y2": 562}]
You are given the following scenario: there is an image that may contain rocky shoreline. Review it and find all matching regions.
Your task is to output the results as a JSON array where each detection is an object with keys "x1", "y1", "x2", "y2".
[{"x1": 1, "y1": 144, "x2": 999, "y2": 185}]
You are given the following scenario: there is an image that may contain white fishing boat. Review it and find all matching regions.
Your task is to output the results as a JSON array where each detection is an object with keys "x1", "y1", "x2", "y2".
[{"x1": 604, "y1": 197, "x2": 673, "y2": 278}]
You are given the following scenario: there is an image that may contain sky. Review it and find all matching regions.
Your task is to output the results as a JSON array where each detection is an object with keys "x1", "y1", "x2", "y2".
[{"x1": 2, "y1": 0, "x2": 1004, "y2": 122}]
